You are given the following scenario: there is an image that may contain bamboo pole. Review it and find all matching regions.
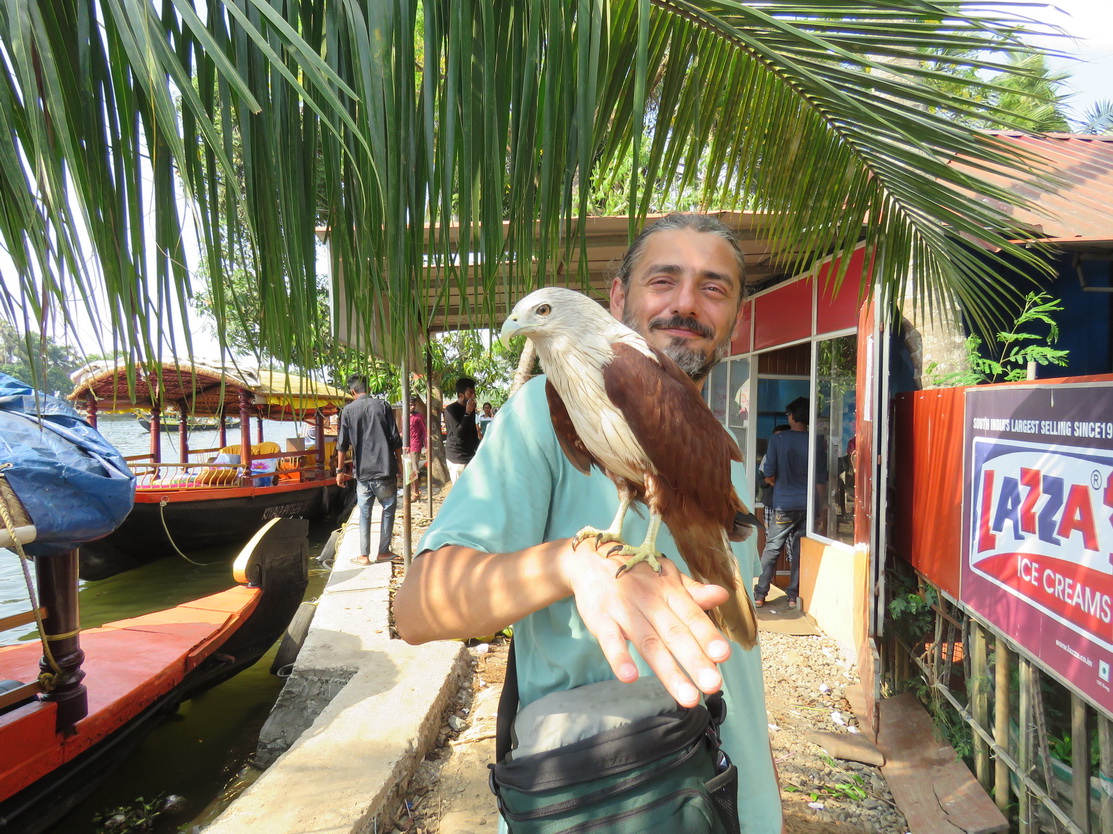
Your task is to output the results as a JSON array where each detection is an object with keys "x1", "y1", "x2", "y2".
[
  {"x1": 971, "y1": 620, "x2": 991, "y2": 787},
  {"x1": 1032, "y1": 666, "x2": 1064, "y2": 834},
  {"x1": 1019, "y1": 657, "x2": 1035, "y2": 833},
  {"x1": 995, "y1": 637, "x2": 1013, "y2": 814},
  {"x1": 1071, "y1": 695, "x2": 1092, "y2": 831},
  {"x1": 1100, "y1": 716, "x2": 1112, "y2": 834}
]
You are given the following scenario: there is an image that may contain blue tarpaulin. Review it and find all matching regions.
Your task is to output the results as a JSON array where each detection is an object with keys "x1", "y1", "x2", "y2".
[{"x1": 0, "y1": 373, "x2": 135, "y2": 557}]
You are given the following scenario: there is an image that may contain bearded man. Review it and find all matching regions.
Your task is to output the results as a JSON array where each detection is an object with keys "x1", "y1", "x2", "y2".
[{"x1": 395, "y1": 214, "x2": 783, "y2": 832}]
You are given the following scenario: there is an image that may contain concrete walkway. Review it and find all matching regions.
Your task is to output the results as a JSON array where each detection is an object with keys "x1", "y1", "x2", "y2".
[{"x1": 206, "y1": 498, "x2": 467, "y2": 834}]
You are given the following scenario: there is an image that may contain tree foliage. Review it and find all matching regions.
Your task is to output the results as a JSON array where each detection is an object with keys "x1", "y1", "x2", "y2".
[
  {"x1": 0, "y1": 322, "x2": 82, "y2": 395},
  {"x1": 926, "y1": 292, "x2": 1070, "y2": 386},
  {"x1": 0, "y1": 0, "x2": 1068, "y2": 375}
]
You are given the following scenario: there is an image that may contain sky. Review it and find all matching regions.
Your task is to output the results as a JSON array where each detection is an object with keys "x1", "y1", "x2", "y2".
[{"x1": 1024, "y1": 0, "x2": 1113, "y2": 120}]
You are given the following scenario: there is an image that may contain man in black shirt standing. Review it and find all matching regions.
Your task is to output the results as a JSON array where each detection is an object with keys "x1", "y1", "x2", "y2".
[
  {"x1": 443, "y1": 376, "x2": 479, "y2": 483},
  {"x1": 335, "y1": 374, "x2": 403, "y2": 565}
]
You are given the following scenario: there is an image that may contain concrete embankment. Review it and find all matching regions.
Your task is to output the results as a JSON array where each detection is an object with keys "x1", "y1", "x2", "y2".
[{"x1": 206, "y1": 503, "x2": 467, "y2": 834}]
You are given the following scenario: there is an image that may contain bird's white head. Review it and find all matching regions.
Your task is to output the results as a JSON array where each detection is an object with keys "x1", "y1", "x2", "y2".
[{"x1": 499, "y1": 287, "x2": 614, "y2": 348}]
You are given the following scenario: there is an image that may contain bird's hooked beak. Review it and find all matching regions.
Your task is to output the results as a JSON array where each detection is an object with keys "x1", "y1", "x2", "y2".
[{"x1": 499, "y1": 311, "x2": 526, "y2": 348}]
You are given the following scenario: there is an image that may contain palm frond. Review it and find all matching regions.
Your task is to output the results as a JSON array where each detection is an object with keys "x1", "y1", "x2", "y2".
[{"x1": 0, "y1": 0, "x2": 1069, "y2": 375}]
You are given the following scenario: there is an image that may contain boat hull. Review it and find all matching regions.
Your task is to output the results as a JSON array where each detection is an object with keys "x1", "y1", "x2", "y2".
[
  {"x1": 78, "y1": 480, "x2": 343, "y2": 581},
  {"x1": 0, "y1": 518, "x2": 309, "y2": 833}
]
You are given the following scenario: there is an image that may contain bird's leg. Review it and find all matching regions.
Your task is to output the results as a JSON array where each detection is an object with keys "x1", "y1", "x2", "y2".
[
  {"x1": 610, "y1": 511, "x2": 665, "y2": 576},
  {"x1": 572, "y1": 485, "x2": 631, "y2": 550}
]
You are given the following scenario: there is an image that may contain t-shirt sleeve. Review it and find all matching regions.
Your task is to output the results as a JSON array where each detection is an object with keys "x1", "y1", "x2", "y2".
[
  {"x1": 420, "y1": 379, "x2": 558, "y2": 556},
  {"x1": 386, "y1": 407, "x2": 403, "y2": 451},
  {"x1": 336, "y1": 411, "x2": 350, "y2": 453}
]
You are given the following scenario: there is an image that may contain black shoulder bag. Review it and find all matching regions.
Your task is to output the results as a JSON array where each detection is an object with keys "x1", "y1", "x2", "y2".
[{"x1": 488, "y1": 641, "x2": 741, "y2": 834}]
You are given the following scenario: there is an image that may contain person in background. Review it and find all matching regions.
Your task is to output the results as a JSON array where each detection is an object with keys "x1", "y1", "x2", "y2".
[
  {"x1": 758, "y1": 424, "x2": 791, "y2": 532},
  {"x1": 443, "y1": 377, "x2": 479, "y2": 482},
  {"x1": 335, "y1": 374, "x2": 403, "y2": 565},
  {"x1": 477, "y1": 401, "x2": 495, "y2": 441},
  {"x1": 406, "y1": 395, "x2": 427, "y2": 502},
  {"x1": 754, "y1": 397, "x2": 826, "y2": 609}
]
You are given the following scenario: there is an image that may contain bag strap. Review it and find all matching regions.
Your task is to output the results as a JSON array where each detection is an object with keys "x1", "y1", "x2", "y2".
[{"x1": 495, "y1": 637, "x2": 519, "y2": 763}]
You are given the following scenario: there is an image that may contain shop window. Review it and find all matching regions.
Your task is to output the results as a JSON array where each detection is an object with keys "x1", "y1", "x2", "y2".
[
  {"x1": 705, "y1": 357, "x2": 751, "y2": 467},
  {"x1": 811, "y1": 334, "x2": 857, "y2": 545}
]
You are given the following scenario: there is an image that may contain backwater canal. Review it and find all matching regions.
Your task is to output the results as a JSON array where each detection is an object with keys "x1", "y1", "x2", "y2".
[{"x1": 1, "y1": 414, "x2": 338, "y2": 832}]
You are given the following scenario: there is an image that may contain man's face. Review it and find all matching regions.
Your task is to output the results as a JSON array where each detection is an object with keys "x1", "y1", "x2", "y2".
[{"x1": 609, "y1": 228, "x2": 743, "y2": 383}]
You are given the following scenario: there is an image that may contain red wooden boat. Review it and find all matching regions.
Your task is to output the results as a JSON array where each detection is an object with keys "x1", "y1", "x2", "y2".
[
  {"x1": 0, "y1": 516, "x2": 309, "y2": 833},
  {"x1": 69, "y1": 362, "x2": 351, "y2": 580}
]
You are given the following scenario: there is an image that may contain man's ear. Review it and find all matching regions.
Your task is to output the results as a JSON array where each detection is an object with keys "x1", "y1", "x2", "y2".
[
  {"x1": 609, "y1": 276, "x2": 626, "y2": 322},
  {"x1": 730, "y1": 304, "x2": 745, "y2": 344}
]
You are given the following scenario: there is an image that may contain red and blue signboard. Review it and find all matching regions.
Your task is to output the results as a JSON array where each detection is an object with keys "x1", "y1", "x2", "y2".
[{"x1": 962, "y1": 383, "x2": 1113, "y2": 716}]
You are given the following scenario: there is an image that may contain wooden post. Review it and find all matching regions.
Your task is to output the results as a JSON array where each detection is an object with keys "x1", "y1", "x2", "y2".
[
  {"x1": 178, "y1": 401, "x2": 189, "y2": 465},
  {"x1": 85, "y1": 393, "x2": 98, "y2": 429},
  {"x1": 256, "y1": 413, "x2": 264, "y2": 444},
  {"x1": 37, "y1": 550, "x2": 87, "y2": 733},
  {"x1": 1071, "y1": 695, "x2": 1093, "y2": 830},
  {"x1": 426, "y1": 344, "x2": 433, "y2": 519},
  {"x1": 402, "y1": 362, "x2": 412, "y2": 570},
  {"x1": 150, "y1": 402, "x2": 162, "y2": 463},
  {"x1": 314, "y1": 409, "x2": 325, "y2": 480},
  {"x1": 239, "y1": 389, "x2": 253, "y2": 486},
  {"x1": 995, "y1": 638, "x2": 1012, "y2": 814},
  {"x1": 1018, "y1": 657, "x2": 1035, "y2": 833},
  {"x1": 219, "y1": 414, "x2": 228, "y2": 449},
  {"x1": 971, "y1": 620, "x2": 991, "y2": 787}
]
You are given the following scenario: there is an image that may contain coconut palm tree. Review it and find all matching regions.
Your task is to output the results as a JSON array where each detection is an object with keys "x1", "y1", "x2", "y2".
[
  {"x1": 1076, "y1": 100, "x2": 1113, "y2": 135},
  {"x1": 0, "y1": 1, "x2": 1064, "y2": 370}
]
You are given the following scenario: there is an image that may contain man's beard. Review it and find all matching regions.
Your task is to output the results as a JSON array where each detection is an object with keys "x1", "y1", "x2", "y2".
[{"x1": 623, "y1": 311, "x2": 730, "y2": 383}]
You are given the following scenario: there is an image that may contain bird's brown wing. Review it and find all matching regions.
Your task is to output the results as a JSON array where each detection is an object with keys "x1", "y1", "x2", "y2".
[
  {"x1": 546, "y1": 379, "x2": 595, "y2": 475},
  {"x1": 602, "y1": 343, "x2": 744, "y2": 525}
]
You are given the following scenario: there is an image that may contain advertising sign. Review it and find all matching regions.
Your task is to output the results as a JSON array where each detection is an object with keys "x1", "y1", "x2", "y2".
[{"x1": 962, "y1": 383, "x2": 1113, "y2": 716}]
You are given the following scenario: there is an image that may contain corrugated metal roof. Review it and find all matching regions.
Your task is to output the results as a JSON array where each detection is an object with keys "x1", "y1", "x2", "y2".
[{"x1": 965, "y1": 133, "x2": 1113, "y2": 245}]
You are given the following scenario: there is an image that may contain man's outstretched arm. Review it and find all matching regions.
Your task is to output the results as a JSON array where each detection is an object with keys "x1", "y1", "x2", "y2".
[{"x1": 394, "y1": 541, "x2": 731, "y2": 708}]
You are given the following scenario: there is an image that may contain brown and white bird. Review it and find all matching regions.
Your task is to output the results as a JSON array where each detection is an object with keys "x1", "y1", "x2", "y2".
[{"x1": 500, "y1": 287, "x2": 761, "y2": 649}]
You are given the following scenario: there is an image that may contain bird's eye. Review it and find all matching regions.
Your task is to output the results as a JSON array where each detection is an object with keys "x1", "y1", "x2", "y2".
[{"x1": 535, "y1": 304, "x2": 551, "y2": 316}]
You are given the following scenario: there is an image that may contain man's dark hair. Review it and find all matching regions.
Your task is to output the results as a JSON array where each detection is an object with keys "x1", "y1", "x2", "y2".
[
  {"x1": 786, "y1": 397, "x2": 809, "y2": 426},
  {"x1": 347, "y1": 374, "x2": 369, "y2": 394},
  {"x1": 455, "y1": 377, "x2": 477, "y2": 396},
  {"x1": 615, "y1": 213, "x2": 747, "y2": 294}
]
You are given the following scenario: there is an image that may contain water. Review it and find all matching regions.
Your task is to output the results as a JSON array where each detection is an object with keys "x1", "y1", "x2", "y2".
[
  {"x1": 91, "y1": 412, "x2": 314, "y2": 460},
  {"x1": 0, "y1": 416, "x2": 334, "y2": 832}
]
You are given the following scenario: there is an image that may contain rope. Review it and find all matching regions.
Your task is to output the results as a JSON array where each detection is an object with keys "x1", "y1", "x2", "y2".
[
  {"x1": 0, "y1": 484, "x2": 64, "y2": 692},
  {"x1": 158, "y1": 497, "x2": 206, "y2": 566}
]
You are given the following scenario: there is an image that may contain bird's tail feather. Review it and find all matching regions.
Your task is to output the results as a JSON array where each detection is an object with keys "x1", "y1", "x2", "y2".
[{"x1": 671, "y1": 520, "x2": 758, "y2": 650}]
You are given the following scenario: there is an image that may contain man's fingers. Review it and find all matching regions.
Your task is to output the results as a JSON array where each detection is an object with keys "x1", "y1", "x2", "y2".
[
  {"x1": 680, "y1": 574, "x2": 730, "y2": 611},
  {"x1": 593, "y1": 625, "x2": 640, "y2": 684}
]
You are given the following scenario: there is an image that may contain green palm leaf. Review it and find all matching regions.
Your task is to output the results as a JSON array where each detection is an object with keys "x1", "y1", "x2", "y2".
[{"x1": 0, "y1": 0, "x2": 1065, "y2": 375}]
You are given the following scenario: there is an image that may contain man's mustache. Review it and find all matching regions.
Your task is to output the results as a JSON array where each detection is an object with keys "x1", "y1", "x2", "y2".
[{"x1": 648, "y1": 315, "x2": 714, "y2": 341}]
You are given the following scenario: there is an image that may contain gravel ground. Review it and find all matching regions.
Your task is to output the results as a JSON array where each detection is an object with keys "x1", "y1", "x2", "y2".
[{"x1": 761, "y1": 629, "x2": 909, "y2": 833}]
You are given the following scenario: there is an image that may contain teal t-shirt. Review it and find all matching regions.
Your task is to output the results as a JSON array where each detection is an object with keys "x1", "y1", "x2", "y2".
[{"x1": 419, "y1": 376, "x2": 783, "y2": 832}]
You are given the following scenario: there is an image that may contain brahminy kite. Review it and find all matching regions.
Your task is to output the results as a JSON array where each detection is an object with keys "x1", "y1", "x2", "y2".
[{"x1": 500, "y1": 287, "x2": 761, "y2": 649}]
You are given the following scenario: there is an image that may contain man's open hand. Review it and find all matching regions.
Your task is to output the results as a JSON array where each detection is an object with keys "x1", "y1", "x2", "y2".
[{"x1": 560, "y1": 540, "x2": 730, "y2": 707}]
